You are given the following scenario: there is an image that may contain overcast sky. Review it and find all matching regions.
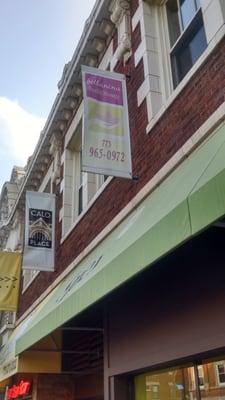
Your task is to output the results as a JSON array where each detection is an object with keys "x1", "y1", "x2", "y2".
[{"x1": 0, "y1": 0, "x2": 96, "y2": 192}]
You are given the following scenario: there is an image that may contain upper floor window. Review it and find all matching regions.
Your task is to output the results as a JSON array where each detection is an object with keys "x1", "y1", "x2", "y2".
[
  {"x1": 166, "y1": 0, "x2": 207, "y2": 87},
  {"x1": 61, "y1": 116, "x2": 108, "y2": 237}
]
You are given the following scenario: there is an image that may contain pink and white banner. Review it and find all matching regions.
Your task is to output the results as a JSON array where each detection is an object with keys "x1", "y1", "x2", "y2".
[{"x1": 82, "y1": 66, "x2": 132, "y2": 179}]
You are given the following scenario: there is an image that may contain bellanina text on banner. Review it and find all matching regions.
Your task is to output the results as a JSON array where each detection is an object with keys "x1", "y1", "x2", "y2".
[
  {"x1": 23, "y1": 191, "x2": 55, "y2": 271},
  {"x1": 0, "y1": 252, "x2": 22, "y2": 311},
  {"x1": 82, "y1": 65, "x2": 132, "y2": 179}
]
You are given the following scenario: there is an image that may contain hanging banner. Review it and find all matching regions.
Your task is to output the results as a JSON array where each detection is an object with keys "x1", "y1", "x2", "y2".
[
  {"x1": 0, "y1": 252, "x2": 21, "y2": 311},
  {"x1": 82, "y1": 65, "x2": 132, "y2": 179},
  {"x1": 23, "y1": 191, "x2": 55, "y2": 271}
]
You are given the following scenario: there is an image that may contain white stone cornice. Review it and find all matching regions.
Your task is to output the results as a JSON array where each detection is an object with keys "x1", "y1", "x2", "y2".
[
  {"x1": 110, "y1": 0, "x2": 130, "y2": 25},
  {"x1": 110, "y1": 0, "x2": 132, "y2": 65},
  {"x1": 114, "y1": 33, "x2": 131, "y2": 61},
  {"x1": 49, "y1": 131, "x2": 63, "y2": 156},
  {"x1": 49, "y1": 131, "x2": 63, "y2": 184}
]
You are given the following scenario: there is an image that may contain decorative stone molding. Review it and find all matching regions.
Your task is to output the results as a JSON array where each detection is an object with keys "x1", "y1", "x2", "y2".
[
  {"x1": 12, "y1": 208, "x2": 24, "y2": 228},
  {"x1": 0, "y1": 226, "x2": 10, "y2": 250},
  {"x1": 49, "y1": 131, "x2": 63, "y2": 184},
  {"x1": 115, "y1": 37, "x2": 132, "y2": 62},
  {"x1": 57, "y1": 62, "x2": 71, "y2": 90},
  {"x1": 131, "y1": 0, "x2": 164, "y2": 125},
  {"x1": 36, "y1": 162, "x2": 47, "y2": 173},
  {"x1": 91, "y1": 37, "x2": 106, "y2": 53},
  {"x1": 110, "y1": 0, "x2": 132, "y2": 65},
  {"x1": 99, "y1": 19, "x2": 115, "y2": 36},
  {"x1": 49, "y1": 131, "x2": 62, "y2": 156},
  {"x1": 0, "y1": 169, "x2": 25, "y2": 229},
  {"x1": 110, "y1": 0, "x2": 130, "y2": 25}
]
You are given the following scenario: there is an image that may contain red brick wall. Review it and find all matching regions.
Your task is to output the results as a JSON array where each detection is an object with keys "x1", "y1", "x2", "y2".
[
  {"x1": 36, "y1": 374, "x2": 75, "y2": 400},
  {"x1": 17, "y1": 0, "x2": 225, "y2": 318},
  {"x1": 74, "y1": 373, "x2": 103, "y2": 399},
  {"x1": 14, "y1": 372, "x2": 102, "y2": 400}
]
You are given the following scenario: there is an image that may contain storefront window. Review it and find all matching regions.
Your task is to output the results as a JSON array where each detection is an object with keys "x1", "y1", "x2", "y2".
[
  {"x1": 135, "y1": 358, "x2": 225, "y2": 400},
  {"x1": 217, "y1": 363, "x2": 225, "y2": 384},
  {"x1": 197, "y1": 365, "x2": 205, "y2": 388},
  {"x1": 135, "y1": 365, "x2": 197, "y2": 400},
  {"x1": 199, "y1": 359, "x2": 225, "y2": 398}
]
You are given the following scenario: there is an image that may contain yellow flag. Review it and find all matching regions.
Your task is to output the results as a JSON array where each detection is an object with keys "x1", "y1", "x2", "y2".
[{"x1": 0, "y1": 252, "x2": 22, "y2": 311}]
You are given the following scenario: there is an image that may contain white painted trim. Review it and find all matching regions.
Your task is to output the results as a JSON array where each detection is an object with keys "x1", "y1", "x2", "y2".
[
  {"x1": 16, "y1": 101, "x2": 225, "y2": 327},
  {"x1": 60, "y1": 176, "x2": 113, "y2": 243},
  {"x1": 215, "y1": 361, "x2": 225, "y2": 386},
  {"x1": 133, "y1": 1, "x2": 225, "y2": 133},
  {"x1": 146, "y1": 23, "x2": 225, "y2": 133},
  {"x1": 38, "y1": 163, "x2": 53, "y2": 193},
  {"x1": 99, "y1": 40, "x2": 113, "y2": 70},
  {"x1": 64, "y1": 102, "x2": 83, "y2": 149},
  {"x1": 22, "y1": 270, "x2": 40, "y2": 294}
]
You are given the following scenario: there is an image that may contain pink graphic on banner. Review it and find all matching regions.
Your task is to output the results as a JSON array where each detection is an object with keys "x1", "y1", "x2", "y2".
[{"x1": 85, "y1": 73, "x2": 123, "y2": 106}]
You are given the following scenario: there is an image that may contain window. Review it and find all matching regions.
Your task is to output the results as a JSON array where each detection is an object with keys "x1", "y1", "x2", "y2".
[
  {"x1": 166, "y1": 0, "x2": 207, "y2": 87},
  {"x1": 217, "y1": 362, "x2": 225, "y2": 385},
  {"x1": 62, "y1": 117, "x2": 108, "y2": 236},
  {"x1": 197, "y1": 365, "x2": 204, "y2": 388},
  {"x1": 135, "y1": 365, "x2": 197, "y2": 400},
  {"x1": 198, "y1": 359, "x2": 225, "y2": 397},
  {"x1": 134, "y1": 357, "x2": 225, "y2": 400},
  {"x1": 78, "y1": 151, "x2": 83, "y2": 216}
]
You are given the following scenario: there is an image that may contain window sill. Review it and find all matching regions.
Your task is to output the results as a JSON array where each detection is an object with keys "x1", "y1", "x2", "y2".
[
  {"x1": 60, "y1": 176, "x2": 113, "y2": 244},
  {"x1": 146, "y1": 23, "x2": 225, "y2": 134}
]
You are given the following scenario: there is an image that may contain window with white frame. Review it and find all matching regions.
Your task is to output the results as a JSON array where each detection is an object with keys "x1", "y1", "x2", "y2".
[
  {"x1": 216, "y1": 362, "x2": 225, "y2": 385},
  {"x1": 62, "y1": 118, "x2": 106, "y2": 236},
  {"x1": 166, "y1": 0, "x2": 207, "y2": 87},
  {"x1": 197, "y1": 365, "x2": 204, "y2": 388}
]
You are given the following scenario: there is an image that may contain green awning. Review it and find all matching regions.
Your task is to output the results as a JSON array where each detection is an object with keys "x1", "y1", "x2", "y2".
[
  {"x1": 0, "y1": 296, "x2": 62, "y2": 382},
  {"x1": 16, "y1": 123, "x2": 225, "y2": 355}
]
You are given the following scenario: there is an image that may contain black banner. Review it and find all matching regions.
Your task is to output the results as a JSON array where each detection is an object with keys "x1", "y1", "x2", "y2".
[{"x1": 28, "y1": 208, "x2": 52, "y2": 248}]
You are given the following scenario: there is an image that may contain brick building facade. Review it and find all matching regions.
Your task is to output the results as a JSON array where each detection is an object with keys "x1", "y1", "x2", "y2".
[{"x1": 1, "y1": 1, "x2": 225, "y2": 400}]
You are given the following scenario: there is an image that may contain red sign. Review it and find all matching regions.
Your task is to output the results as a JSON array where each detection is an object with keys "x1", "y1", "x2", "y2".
[{"x1": 7, "y1": 380, "x2": 31, "y2": 399}]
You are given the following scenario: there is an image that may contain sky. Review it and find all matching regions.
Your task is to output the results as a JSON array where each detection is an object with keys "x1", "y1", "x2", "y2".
[{"x1": 0, "y1": 0, "x2": 96, "y2": 192}]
